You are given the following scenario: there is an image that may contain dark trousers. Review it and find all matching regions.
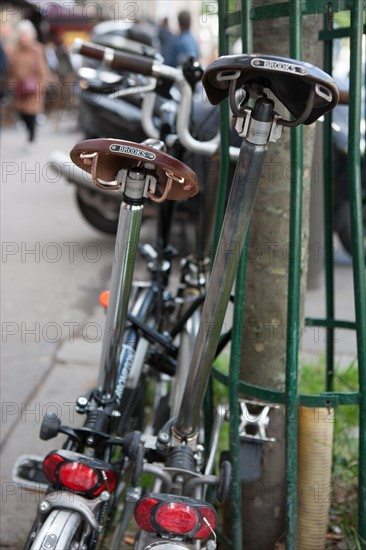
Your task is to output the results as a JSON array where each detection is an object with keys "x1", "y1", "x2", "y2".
[{"x1": 18, "y1": 112, "x2": 37, "y2": 142}]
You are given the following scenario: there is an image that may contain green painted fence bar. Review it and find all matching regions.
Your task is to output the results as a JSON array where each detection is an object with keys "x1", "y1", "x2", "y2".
[
  {"x1": 348, "y1": 1, "x2": 366, "y2": 544},
  {"x1": 213, "y1": 367, "x2": 360, "y2": 407},
  {"x1": 228, "y1": 257, "x2": 246, "y2": 550},
  {"x1": 322, "y1": 14, "x2": 336, "y2": 393},
  {"x1": 285, "y1": 1, "x2": 303, "y2": 545},
  {"x1": 213, "y1": 0, "x2": 231, "y2": 252},
  {"x1": 213, "y1": 1, "x2": 366, "y2": 548},
  {"x1": 306, "y1": 317, "x2": 357, "y2": 330},
  {"x1": 226, "y1": 2, "x2": 253, "y2": 549}
]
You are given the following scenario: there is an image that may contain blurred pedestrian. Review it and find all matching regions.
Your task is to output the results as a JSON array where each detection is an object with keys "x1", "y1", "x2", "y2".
[
  {"x1": 166, "y1": 10, "x2": 199, "y2": 68},
  {"x1": 7, "y1": 20, "x2": 48, "y2": 143},
  {"x1": 0, "y1": 40, "x2": 8, "y2": 99},
  {"x1": 158, "y1": 17, "x2": 174, "y2": 63}
]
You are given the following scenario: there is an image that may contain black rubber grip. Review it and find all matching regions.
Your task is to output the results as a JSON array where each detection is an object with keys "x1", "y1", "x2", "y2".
[
  {"x1": 77, "y1": 41, "x2": 154, "y2": 76},
  {"x1": 85, "y1": 406, "x2": 109, "y2": 432},
  {"x1": 112, "y1": 50, "x2": 154, "y2": 76},
  {"x1": 77, "y1": 41, "x2": 105, "y2": 61}
]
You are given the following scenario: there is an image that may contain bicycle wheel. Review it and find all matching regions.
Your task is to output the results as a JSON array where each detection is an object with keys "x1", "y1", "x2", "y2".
[
  {"x1": 29, "y1": 510, "x2": 83, "y2": 550},
  {"x1": 76, "y1": 188, "x2": 119, "y2": 234}
]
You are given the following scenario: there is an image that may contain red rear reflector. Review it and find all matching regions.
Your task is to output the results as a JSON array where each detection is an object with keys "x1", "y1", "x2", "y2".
[
  {"x1": 42, "y1": 451, "x2": 117, "y2": 497},
  {"x1": 59, "y1": 462, "x2": 99, "y2": 492},
  {"x1": 155, "y1": 502, "x2": 198, "y2": 534},
  {"x1": 134, "y1": 494, "x2": 217, "y2": 539},
  {"x1": 134, "y1": 497, "x2": 159, "y2": 532},
  {"x1": 194, "y1": 506, "x2": 217, "y2": 539},
  {"x1": 43, "y1": 453, "x2": 64, "y2": 484},
  {"x1": 93, "y1": 469, "x2": 117, "y2": 496}
]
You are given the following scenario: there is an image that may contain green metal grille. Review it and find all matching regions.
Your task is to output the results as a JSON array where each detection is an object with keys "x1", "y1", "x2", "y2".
[{"x1": 213, "y1": 1, "x2": 366, "y2": 548}]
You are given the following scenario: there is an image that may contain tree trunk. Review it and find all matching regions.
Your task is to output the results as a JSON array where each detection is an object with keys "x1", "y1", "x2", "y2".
[{"x1": 238, "y1": 8, "x2": 320, "y2": 549}]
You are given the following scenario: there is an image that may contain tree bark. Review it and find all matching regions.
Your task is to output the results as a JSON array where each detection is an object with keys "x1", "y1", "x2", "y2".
[{"x1": 238, "y1": 7, "x2": 320, "y2": 548}]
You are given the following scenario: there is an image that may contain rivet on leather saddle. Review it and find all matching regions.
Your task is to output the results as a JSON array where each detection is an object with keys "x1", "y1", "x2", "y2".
[
  {"x1": 70, "y1": 138, "x2": 199, "y2": 202},
  {"x1": 202, "y1": 54, "x2": 339, "y2": 125}
]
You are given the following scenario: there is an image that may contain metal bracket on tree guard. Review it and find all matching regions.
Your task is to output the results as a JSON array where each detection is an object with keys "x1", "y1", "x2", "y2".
[
  {"x1": 238, "y1": 399, "x2": 280, "y2": 442},
  {"x1": 235, "y1": 400, "x2": 280, "y2": 483}
]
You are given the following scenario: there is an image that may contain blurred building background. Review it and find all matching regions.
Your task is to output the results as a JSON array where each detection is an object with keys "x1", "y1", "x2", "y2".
[{"x1": 1, "y1": 0, "x2": 219, "y2": 64}]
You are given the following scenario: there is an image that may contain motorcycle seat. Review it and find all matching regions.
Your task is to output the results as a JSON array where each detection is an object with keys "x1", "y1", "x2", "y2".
[
  {"x1": 70, "y1": 138, "x2": 199, "y2": 202},
  {"x1": 202, "y1": 54, "x2": 339, "y2": 125}
]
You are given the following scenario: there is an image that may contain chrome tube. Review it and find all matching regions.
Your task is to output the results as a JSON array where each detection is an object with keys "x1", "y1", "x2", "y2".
[
  {"x1": 141, "y1": 91, "x2": 160, "y2": 140},
  {"x1": 170, "y1": 292, "x2": 201, "y2": 418},
  {"x1": 204, "y1": 404, "x2": 227, "y2": 476},
  {"x1": 176, "y1": 76, "x2": 239, "y2": 161},
  {"x1": 175, "y1": 140, "x2": 268, "y2": 438},
  {"x1": 98, "y1": 200, "x2": 144, "y2": 396},
  {"x1": 139, "y1": 71, "x2": 240, "y2": 160}
]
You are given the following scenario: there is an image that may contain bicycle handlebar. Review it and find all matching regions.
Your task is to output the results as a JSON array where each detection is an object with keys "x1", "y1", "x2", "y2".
[
  {"x1": 73, "y1": 39, "x2": 238, "y2": 160},
  {"x1": 73, "y1": 39, "x2": 178, "y2": 82}
]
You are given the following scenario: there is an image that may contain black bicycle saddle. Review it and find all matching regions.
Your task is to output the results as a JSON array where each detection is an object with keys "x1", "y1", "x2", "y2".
[{"x1": 202, "y1": 54, "x2": 339, "y2": 125}]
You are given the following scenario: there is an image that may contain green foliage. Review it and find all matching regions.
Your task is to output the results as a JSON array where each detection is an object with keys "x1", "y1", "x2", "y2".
[
  {"x1": 212, "y1": 352, "x2": 231, "y2": 402},
  {"x1": 211, "y1": 353, "x2": 231, "y2": 459},
  {"x1": 333, "y1": 10, "x2": 351, "y2": 28}
]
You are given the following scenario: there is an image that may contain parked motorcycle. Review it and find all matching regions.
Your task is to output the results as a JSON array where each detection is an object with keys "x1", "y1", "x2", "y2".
[
  {"x1": 51, "y1": 24, "x2": 222, "y2": 235},
  {"x1": 332, "y1": 81, "x2": 366, "y2": 257},
  {"x1": 50, "y1": 20, "x2": 163, "y2": 233}
]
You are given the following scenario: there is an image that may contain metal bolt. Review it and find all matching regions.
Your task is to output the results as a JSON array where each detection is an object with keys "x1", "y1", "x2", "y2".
[
  {"x1": 87, "y1": 436, "x2": 94, "y2": 445},
  {"x1": 39, "y1": 501, "x2": 50, "y2": 513},
  {"x1": 77, "y1": 396, "x2": 88, "y2": 408},
  {"x1": 128, "y1": 168, "x2": 145, "y2": 181},
  {"x1": 158, "y1": 432, "x2": 169, "y2": 443},
  {"x1": 100, "y1": 491, "x2": 110, "y2": 502}
]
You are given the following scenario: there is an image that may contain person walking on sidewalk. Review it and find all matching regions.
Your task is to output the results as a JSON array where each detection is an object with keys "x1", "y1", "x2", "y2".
[
  {"x1": 158, "y1": 17, "x2": 174, "y2": 64},
  {"x1": 7, "y1": 20, "x2": 48, "y2": 144},
  {"x1": 0, "y1": 40, "x2": 8, "y2": 99},
  {"x1": 166, "y1": 11, "x2": 200, "y2": 68}
]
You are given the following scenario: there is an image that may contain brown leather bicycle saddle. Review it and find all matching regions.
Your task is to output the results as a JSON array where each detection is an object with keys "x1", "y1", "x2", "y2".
[
  {"x1": 202, "y1": 54, "x2": 339, "y2": 124},
  {"x1": 70, "y1": 139, "x2": 199, "y2": 202}
]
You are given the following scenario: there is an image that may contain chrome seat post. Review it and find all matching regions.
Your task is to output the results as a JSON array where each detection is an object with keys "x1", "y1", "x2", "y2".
[
  {"x1": 175, "y1": 98, "x2": 278, "y2": 439},
  {"x1": 98, "y1": 167, "x2": 155, "y2": 399}
]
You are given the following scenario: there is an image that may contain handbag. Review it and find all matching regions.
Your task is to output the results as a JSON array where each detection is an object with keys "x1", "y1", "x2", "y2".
[
  {"x1": 15, "y1": 77, "x2": 38, "y2": 99},
  {"x1": 15, "y1": 51, "x2": 39, "y2": 99}
]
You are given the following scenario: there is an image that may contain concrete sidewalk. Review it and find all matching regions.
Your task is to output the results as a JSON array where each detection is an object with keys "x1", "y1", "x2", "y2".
[
  {"x1": 0, "y1": 116, "x2": 360, "y2": 548},
  {"x1": 303, "y1": 253, "x2": 357, "y2": 367}
]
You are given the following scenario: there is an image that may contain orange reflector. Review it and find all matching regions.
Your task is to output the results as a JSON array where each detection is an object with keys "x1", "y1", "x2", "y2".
[{"x1": 99, "y1": 290, "x2": 110, "y2": 309}]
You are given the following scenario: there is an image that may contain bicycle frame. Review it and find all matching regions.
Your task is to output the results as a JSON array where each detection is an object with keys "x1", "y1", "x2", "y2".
[
  {"x1": 15, "y1": 43, "x2": 339, "y2": 550},
  {"x1": 117, "y1": 97, "x2": 280, "y2": 550},
  {"x1": 21, "y1": 104, "x2": 275, "y2": 548},
  {"x1": 99, "y1": 199, "x2": 145, "y2": 398},
  {"x1": 175, "y1": 124, "x2": 271, "y2": 440},
  {"x1": 16, "y1": 153, "x2": 201, "y2": 549}
]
